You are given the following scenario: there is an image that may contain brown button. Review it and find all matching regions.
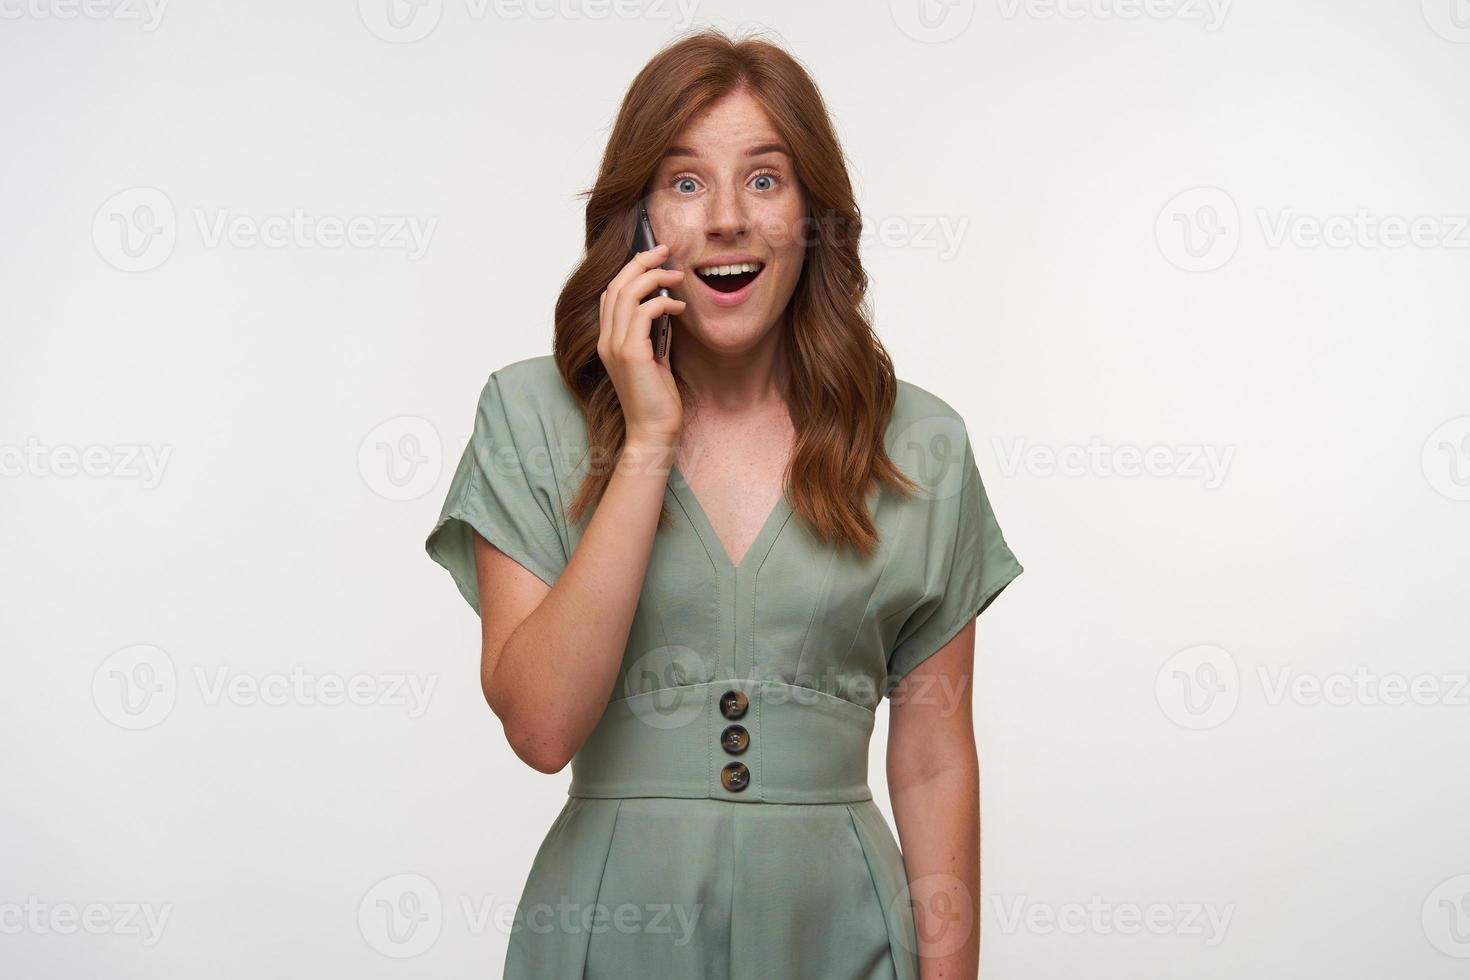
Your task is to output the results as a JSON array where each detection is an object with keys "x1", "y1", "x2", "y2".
[
  {"x1": 720, "y1": 761, "x2": 749, "y2": 792},
  {"x1": 719, "y1": 689, "x2": 748, "y2": 719},
  {"x1": 720, "y1": 724, "x2": 749, "y2": 754}
]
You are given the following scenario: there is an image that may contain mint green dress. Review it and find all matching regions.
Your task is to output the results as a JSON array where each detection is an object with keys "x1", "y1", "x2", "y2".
[{"x1": 425, "y1": 355, "x2": 1023, "y2": 979}]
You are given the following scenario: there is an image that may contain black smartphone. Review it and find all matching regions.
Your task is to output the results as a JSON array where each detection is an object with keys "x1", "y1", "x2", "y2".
[{"x1": 632, "y1": 205, "x2": 672, "y2": 359}]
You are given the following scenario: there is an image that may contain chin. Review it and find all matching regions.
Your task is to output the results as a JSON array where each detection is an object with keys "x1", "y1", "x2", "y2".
[{"x1": 680, "y1": 310, "x2": 776, "y2": 349}]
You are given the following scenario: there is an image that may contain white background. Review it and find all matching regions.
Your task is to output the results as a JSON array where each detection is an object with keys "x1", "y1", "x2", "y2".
[{"x1": 3, "y1": 0, "x2": 1469, "y2": 977}]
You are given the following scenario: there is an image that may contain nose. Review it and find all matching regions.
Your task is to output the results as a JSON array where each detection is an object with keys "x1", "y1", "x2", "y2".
[{"x1": 703, "y1": 181, "x2": 748, "y2": 241}]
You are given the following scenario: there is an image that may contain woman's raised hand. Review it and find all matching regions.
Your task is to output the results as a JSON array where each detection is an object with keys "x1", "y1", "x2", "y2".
[{"x1": 597, "y1": 242, "x2": 687, "y2": 450}]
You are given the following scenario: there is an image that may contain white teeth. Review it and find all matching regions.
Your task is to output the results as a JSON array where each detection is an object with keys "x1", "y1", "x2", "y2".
[{"x1": 697, "y1": 262, "x2": 763, "y2": 276}]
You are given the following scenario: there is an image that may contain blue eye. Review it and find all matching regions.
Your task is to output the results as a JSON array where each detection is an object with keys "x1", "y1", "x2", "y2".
[
  {"x1": 675, "y1": 177, "x2": 698, "y2": 193},
  {"x1": 752, "y1": 174, "x2": 775, "y2": 191}
]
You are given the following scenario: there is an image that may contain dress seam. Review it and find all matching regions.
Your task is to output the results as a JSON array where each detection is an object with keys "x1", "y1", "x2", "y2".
[
  {"x1": 727, "y1": 806, "x2": 738, "y2": 980},
  {"x1": 581, "y1": 798, "x2": 624, "y2": 980},
  {"x1": 601, "y1": 679, "x2": 878, "y2": 716},
  {"x1": 845, "y1": 803, "x2": 903, "y2": 979}
]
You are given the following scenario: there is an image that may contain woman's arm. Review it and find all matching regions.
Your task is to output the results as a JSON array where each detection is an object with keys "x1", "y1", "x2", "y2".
[
  {"x1": 474, "y1": 243, "x2": 686, "y2": 774},
  {"x1": 473, "y1": 438, "x2": 675, "y2": 774},
  {"x1": 887, "y1": 618, "x2": 982, "y2": 980}
]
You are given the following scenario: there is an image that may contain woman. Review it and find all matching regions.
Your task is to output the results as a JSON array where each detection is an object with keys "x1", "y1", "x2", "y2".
[{"x1": 425, "y1": 28, "x2": 1024, "y2": 980}]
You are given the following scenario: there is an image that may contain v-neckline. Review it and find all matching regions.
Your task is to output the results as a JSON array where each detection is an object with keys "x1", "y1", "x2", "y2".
[{"x1": 667, "y1": 462, "x2": 793, "y2": 573}]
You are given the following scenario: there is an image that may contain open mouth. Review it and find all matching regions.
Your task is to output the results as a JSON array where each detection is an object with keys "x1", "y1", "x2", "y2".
[{"x1": 695, "y1": 261, "x2": 764, "y2": 294}]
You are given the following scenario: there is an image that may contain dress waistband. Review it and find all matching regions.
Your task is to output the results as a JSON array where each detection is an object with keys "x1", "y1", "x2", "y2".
[{"x1": 568, "y1": 680, "x2": 875, "y2": 804}]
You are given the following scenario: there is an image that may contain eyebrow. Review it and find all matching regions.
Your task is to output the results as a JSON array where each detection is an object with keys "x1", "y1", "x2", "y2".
[{"x1": 661, "y1": 142, "x2": 790, "y2": 161}]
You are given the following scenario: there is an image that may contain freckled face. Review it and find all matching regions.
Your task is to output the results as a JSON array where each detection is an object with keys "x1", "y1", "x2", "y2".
[{"x1": 644, "y1": 90, "x2": 808, "y2": 353}]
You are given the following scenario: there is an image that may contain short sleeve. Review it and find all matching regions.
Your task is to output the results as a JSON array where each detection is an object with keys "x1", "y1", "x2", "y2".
[
  {"x1": 424, "y1": 371, "x2": 569, "y2": 615},
  {"x1": 885, "y1": 429, "x2": 1023, "y2": 692}
]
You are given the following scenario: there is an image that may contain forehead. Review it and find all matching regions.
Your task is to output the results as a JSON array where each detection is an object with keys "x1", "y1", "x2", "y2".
[{"x1": 666, "y1": 91, "x2": 785, "y2": 159}]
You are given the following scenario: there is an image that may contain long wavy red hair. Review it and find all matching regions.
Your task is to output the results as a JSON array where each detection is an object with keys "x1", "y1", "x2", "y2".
[{"x1": 552, "y1": 27, "x2": 919, "y2": 559}]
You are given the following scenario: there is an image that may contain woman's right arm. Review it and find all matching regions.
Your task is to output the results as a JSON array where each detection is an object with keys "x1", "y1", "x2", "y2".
[{"x1": 476, "y1": 243, "x2": 685, "y2": 774}]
